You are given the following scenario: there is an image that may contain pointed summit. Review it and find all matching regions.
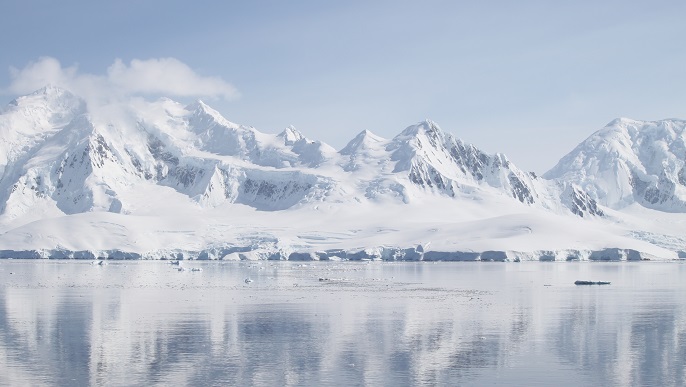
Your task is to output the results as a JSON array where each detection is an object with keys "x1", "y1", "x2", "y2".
[
  {"x1": 185, "y1": 99, "x2": 219, "y2": 118},
  {"x1": 396, "y1": 120, "x2": 441, "y2": 137},
  {"x1": 185, "y1": 99, "x2": 239, "y2": 130},
  {"x1": 340, "y1": 129, "x2": 386, "y2": 155},
  {"x1": 185, "y1": 99, "x2": 209, "y2": 111},
  {"x1": 278, "y1": 125, "x2": 306, "y2": 145}
]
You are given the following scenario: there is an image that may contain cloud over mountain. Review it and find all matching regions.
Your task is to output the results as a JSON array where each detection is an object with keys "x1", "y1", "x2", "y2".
[{"x1": 5, "y1": 56, "x2": 239, "y2": 102}]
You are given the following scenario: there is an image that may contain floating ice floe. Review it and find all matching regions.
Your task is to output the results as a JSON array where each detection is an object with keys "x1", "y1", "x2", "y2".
[{"x1": 574, "y1": 280, "x2": 611, "y2": 285}]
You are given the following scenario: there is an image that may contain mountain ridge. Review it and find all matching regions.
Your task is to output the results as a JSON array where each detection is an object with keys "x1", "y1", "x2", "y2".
[{"x1": 0, "y1": 87, "x2": 682, "y2": 261}]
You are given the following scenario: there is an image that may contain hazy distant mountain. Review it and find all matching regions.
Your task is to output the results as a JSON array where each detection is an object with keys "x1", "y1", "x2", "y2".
[{"x1": 0, "y1": 87, "x2": 682, "y2": 261}]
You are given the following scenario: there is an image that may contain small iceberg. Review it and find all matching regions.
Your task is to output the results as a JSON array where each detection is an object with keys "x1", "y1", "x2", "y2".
[{"x1": 574, "y1": 280, "x2": 611, "y2": 285}]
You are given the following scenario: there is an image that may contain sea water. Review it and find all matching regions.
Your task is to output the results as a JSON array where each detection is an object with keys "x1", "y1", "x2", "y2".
[{"x1": 0, "y1": 260, "x2": 684, "y2": 386}]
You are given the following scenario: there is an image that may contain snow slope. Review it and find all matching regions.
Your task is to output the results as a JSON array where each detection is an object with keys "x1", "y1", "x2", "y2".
[{"x1": 0, "y1": 87, "x2": 683, "y2": 260}]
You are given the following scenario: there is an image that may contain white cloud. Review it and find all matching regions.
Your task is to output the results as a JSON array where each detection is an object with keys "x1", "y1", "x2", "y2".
[
  {"x1": 7, "y1": 57, "x2": 78, "y2": 94},
  {"x1": 5, "y1": 56, "x2": 239, "y2": 101},
  {"x1": 106, "y1": 58, "x2": 238, "y2": 99}
]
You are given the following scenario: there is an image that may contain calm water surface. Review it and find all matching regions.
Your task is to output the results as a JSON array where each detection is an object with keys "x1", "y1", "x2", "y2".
[{"x1": 0, "y1": 260, "x2": 684, "y2": 386}]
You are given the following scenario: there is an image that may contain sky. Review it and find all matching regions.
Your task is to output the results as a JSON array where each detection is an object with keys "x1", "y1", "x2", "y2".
[{"x1": 2, "y1": 0, "x2": 686, "y2": 173}]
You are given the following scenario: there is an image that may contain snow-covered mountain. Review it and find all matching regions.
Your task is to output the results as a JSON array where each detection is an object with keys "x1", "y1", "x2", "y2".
[
  {"x1": 545, "y1": 118, "x2": 686, "y2": 212},
  {"x1": 0, "y1": 87, "x2": 682, "y2": 261}
]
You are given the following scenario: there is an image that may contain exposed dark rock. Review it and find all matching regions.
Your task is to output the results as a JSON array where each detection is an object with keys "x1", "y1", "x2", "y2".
[
  {"x1": 509, "y1": 173, "x2": 534, "y2": 204},
  {"x1": 567, "y1": 186, "x2": 604, "y2": 217}
]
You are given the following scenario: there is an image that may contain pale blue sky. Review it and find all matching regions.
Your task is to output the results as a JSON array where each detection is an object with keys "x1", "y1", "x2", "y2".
[{"x1": 2, "y1": 0, "x2": 686, "y2": 172}]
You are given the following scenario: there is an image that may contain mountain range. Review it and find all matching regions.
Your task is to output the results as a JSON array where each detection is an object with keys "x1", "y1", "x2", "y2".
[{"x1": 0, "y1": 86, "x2": 684, "y2": 261}]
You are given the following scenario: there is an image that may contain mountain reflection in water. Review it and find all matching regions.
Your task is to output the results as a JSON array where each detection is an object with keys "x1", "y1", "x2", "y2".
[{"x1": 0, "y1": 261, "x2": 684, "y2": 386}]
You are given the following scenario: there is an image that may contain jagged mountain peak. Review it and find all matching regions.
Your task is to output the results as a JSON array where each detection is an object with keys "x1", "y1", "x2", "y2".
[
  {"x1": 185, "y1": 98, "x2": 210, "y2": 112},
  {"x1": 185, "y1": 99, "x2": 240, "y2": 131},
  {"x1": 378, "y1": 120, "x2": 558, "y2": 210},
  {"x1": 278, "y1": 125, "x2": 306, "y2": 145}
]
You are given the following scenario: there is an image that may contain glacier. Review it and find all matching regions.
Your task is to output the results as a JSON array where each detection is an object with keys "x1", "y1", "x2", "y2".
[{"x1": 0, "y1": 86, "x2": 684, "y2": 261}]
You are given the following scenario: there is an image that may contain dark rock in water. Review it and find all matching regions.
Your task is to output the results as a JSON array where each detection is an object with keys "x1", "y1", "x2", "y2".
[{"x1": 574, "y1": 280, "x2": 611, "y2": 285}]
